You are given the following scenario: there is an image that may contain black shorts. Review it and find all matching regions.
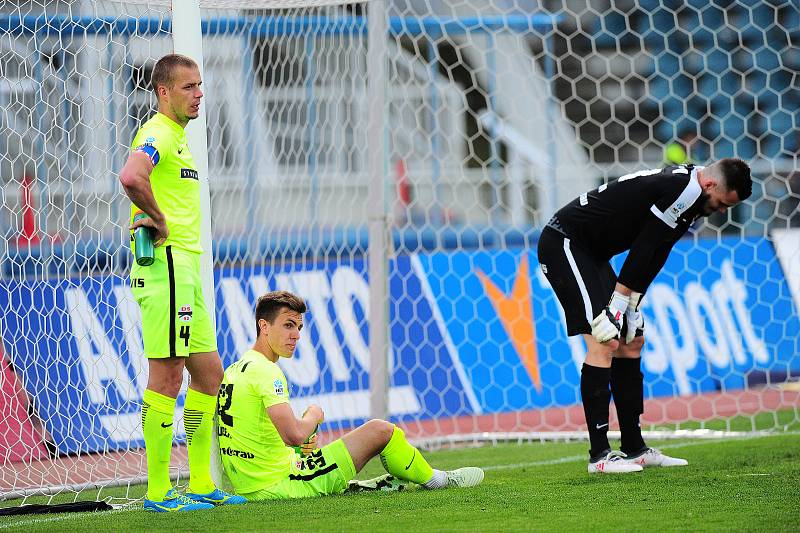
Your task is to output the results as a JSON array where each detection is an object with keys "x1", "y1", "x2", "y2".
[{"x1": 537, "y1": 226, "x2": 617, "y2": 336}]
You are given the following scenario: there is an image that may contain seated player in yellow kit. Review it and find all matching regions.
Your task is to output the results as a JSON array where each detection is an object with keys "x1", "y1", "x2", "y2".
[{"x1": 216, "y1": 290, "x2": 484, "y2": 500}]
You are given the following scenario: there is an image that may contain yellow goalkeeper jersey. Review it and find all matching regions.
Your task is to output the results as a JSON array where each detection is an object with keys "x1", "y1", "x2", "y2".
[{"x1": 129, "y1": 112, "x2": 202, "y2": 254}]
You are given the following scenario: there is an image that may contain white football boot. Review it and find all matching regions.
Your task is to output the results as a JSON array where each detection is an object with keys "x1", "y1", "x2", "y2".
[
  {"x1": 445, "y1": 467, "x2": 485, "y2": 488},
  {"x1": 623, "y1": 447, "x2": 688, "y2": 468},
  {"x1": 588, "y1": 450, "x2": 644, "y2": 473}
]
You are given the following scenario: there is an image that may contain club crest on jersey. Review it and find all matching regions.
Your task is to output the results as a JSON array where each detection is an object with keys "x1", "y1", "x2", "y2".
[
  {"x1": 178, "y1": 305, "x2": 193, "y2": 322},
  {"x1": 273, "y1": 379, "x2": 284, "y2": 396},
  {"x1": 144, "y1": 136, "x2": 156, "y2": 145},
  {"x1": 181, "y1": 168, "x2": 199, "y2": 180}
]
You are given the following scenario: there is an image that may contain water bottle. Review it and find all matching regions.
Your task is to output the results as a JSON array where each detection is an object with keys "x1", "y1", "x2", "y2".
[{"x1": 133, "y1": 212, "x2": 155, "y2": 266}]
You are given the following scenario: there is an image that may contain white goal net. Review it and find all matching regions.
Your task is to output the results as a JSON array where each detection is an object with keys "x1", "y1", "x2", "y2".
[{"x1": 0, "y1": 0, "x2": 798, "y2": 503}]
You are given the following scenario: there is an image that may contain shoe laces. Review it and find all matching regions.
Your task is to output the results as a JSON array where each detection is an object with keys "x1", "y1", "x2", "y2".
[
  {"x1": 445, "y1": 471, "x2": 465, "y2": 487},
  {"x1": 172, "y1": 493, "x2": 200, "y2": 506},
  {"x1": 445, "y1": 468, "x2": 482, "y2": 487},
  {"x1": 602, "y1": 450, "x2": 629, "y2": 462}
]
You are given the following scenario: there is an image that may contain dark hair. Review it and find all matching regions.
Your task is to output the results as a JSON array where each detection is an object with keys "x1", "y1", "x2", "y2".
[
  {"x1": 254, "y1": 291, "x2": 307, "y2": 337},
  {"x1": 719, "y1": 157, "x2": 752, "y2": 201},
  {"x1": 151, "y1": 54, "x2": 198, "y2": 92}
]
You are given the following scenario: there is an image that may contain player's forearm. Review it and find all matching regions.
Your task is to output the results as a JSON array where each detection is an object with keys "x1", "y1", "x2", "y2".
[
  {"x1": 294, "y1": 406, "x2": 323, "y2": 442},
  {"x1": 619, "y1": 237, "x2": 675, "y2": 294},
  {"x1": 618, "y1": 222, "x2": 673, "y2": 292},
  {"x1": 301, "y1": 405, "x2": 323, "y2": 431},
  {"x1": 280, "y1": 417, "x2": 318, "y2": 446},
  {"x1": 617, "y1": 263, "x2": 653, "y2": 294},
  {"x1": 296, "y1": 417, "x2": 319, "y2": 442},
  {"x1": 122, "y1": 178, "x2": 166, "y2": 225},
  {"x1": 612, "y1": 283, "x2": 632, "y2": 296}
]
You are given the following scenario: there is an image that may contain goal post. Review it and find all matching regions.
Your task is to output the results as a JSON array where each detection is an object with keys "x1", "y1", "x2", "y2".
[
  {"x1": 0, "y1": 0, "x2": 798, "y2": 504},
  {"x1": 366, "y1": 0, "x2": 389, "y2": 421},
  {"x1": 172, "y1": 0, "x2": 217, "y2": 331}
]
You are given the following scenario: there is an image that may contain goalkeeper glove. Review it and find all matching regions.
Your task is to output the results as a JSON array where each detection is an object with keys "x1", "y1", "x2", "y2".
[
  {"x1": 590, "y1": 291, "x2": 629, "y2": 343},
  {"x1": 622, "y1": 292, "x2": 645, "y2": 345}
]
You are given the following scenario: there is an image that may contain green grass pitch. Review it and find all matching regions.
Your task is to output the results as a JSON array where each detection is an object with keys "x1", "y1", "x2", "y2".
[{"x1": 1, "y1": 433, "x2": 798, "y2": 532}]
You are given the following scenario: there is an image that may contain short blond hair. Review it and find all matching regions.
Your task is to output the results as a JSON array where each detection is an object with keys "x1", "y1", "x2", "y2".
[{"x1": 151, "y1": 54, "x2": 198, "y2": 92}]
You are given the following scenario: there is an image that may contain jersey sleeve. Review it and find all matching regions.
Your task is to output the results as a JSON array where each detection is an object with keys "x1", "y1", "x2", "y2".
[
  {"x1": 617, "y1": 218, "x2": 679, "y2": 292},
  {"x1": 648, "y1": 167, "x2": 701, "y2": 229},
  {"x1": 133, "y1": 143, "x2": 160, "y2": 166},
  {"x1": 617, "y1": 172, "x2": 698, "y2": 292},
  {"x1": 131, "y1": 124, "x2": 167, "y2": 166},
  {"x1": 249, "y1": 363, "x2": 289, "y2": 409},
  {"x1": 618, "y1": 230, "x2": 682, "y2": 292}
]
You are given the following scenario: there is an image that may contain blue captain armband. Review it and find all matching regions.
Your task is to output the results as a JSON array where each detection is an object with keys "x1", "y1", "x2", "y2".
[{"x1": 134, "y1": 143, "x2": 160, "y2": 166}]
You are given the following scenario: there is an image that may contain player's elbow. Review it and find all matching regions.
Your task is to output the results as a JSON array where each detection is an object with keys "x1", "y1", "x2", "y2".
[
  {"x1": 118, "y1": 168, "x2": 138, "y2": 190},
  {"x1": 119, "y1": 155, "x2": 151, "y2": 190}
]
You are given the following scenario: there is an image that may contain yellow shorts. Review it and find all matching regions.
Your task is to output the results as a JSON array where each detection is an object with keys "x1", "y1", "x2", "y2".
[
  {"x1": 240, "y1": 440, "x2": 357, "y2": 501},
  {"x1": 130, "y1": 245, "x2": 217, "y2": 358}
]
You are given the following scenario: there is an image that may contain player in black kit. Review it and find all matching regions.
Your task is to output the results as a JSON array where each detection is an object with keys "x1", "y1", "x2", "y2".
[{"x1": 537, "y1": 159, "x2": 752, "y2": 473}]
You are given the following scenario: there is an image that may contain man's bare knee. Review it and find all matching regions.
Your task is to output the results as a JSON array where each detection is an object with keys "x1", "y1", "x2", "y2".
[
  {"x1": 341, "y1": 419, "x2": 396, "y2": 472},
  {"x1": 365, "y1": 419, "x2": 394, "y2": 447},
  {"x1": 147, "y1": 359, "x2": 185, "y2": 397},
  {"x1": 615, "y1": 336, "x2": 644, "y2": 358},
  {"x1": 185, "y1": 352, "x2": 224, "y2": 395},
  {"x1": 583, "y1": 334, "x2": 617, "y2": 367},
  {"x1": 195, "y1": 364, "x2": 223, "y2": 389},
  {"x1": 626, "y1": 336, "x2": 645, "y2": 352}
]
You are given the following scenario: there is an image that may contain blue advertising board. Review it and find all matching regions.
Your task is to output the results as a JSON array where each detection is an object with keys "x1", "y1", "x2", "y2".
[
  {"x1": 418, "y1": 236, "x2": 800, "y2": 413},
  {"x1": 0, "y1": 236, "x2": 798, "y2": 454}
]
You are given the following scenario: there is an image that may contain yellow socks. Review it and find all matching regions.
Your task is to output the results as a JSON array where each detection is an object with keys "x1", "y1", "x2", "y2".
[
  {"x1": 379, "y1": 425, "x2": 434, "y2": 484},
  {"x1": 142, "y1": 389, "x2": 176, "y2": 501},
  {"x1": 184, "y1": 388, "x2": 217, "y2": 494}
]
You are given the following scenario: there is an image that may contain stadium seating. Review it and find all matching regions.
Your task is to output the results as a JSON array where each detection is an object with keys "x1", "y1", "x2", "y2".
[{"x1": 590, "y1": 0, "x2": 798, "y2": 157}]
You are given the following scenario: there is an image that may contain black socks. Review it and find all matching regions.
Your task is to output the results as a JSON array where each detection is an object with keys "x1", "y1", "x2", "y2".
[
  {"x1": 611, "y1": 357, "x2": 646, "y2": 455},
  {"x1": 580, "y1": 363, "x2": 612, "y2": 460}
]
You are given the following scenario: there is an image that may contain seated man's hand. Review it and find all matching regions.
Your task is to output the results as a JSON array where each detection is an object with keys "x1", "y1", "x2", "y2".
[
  {"x1": 305, "y1": 404, "x2": 324, "y2": 425},
  {"x1": 591, "y1": 291, "x2": 629, "y2": 343},
  {"x1": 299, "y1": 432, "x2": 318, "y2": 456}
]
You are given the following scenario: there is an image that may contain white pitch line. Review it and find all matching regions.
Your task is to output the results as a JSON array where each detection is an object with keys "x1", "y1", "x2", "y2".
[
  {"x1": 481, "y1": 433, "x2": 794, "y2": 472},
  {"x1": 483, "y1": 455, "x2": 586, "y2": 471}
]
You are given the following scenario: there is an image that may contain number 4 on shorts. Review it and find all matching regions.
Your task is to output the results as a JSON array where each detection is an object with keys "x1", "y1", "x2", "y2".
[{"x1": 179, "y1": 325, "x2": 190, "y2": 347}]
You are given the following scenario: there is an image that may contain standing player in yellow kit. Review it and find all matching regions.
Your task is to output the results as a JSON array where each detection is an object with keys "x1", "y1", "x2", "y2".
[{"x1": 119, "y1": 54, "x2": 245, "y2": 512}]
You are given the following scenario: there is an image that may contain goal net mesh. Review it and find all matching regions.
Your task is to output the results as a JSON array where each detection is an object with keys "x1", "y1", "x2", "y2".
[{"x1": 0, "y1": 0, "x2": 798, "y2": 503}]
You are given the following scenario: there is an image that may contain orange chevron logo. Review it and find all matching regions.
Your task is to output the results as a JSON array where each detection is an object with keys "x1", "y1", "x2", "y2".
[{"x1": 475, "y1": 255, "x2": 541, "y2": 390}]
